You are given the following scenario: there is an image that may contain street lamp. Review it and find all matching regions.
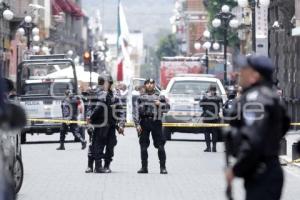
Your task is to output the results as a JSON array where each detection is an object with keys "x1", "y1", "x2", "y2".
[
  {"x1": 93, "y1": 39, "x2": 108, "y2": 73},
  {"x1": 194, "y1": 30, "x2": 220, "y2": 74},
  {"x1": 212, "y1": 5, "x2": 239, "y2": 85},
  {"x1": 67, "y1": 50, "x2": 74, "y2": 57},
  {"x1": 42, "y1": 46, "x2": 49, "y2": 54},
  {"x1": 237, "y1": 0, "x2": 270, "y2": 51},
  {"x1": 0, "y1": 1, "x2": 14, "y2": 21},
  {"x1": 32, "y1": 45, "x2": 40, "y2": 53},
  {"x1": 1, "y1": 1, "x2": 14, "y2": 77},
  {"x1": 17, "y1": 15, "x2": 40, "y2": 50}
]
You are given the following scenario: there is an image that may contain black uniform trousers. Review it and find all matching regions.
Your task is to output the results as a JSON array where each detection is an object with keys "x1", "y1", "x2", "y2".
[
  {"x1": 59, "y1": 123, "x2": 83, "y2": 143},
  {"x1": 89, "y1": 126, "x2": 117, "y2": 163},
  {"x1": 244, "y1": 159, "x2": 283, "y2": 200},
  {"x1": 88, "y1": 127, "x2": 107, "y2": 161},
  {"x1": 139, "y1": 119, "x2": 166, "y2": 165},
  {"x1": 203, "y1": 119, "x2": 220, "y2": 149}
]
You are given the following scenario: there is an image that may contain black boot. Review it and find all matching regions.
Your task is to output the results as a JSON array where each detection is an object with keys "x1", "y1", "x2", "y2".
[
  {"x1": 137, "y1": 161, "x2": 148, "y2": 174},
  {"x1": 81, "y1": 140, "x2": 87, "y2": 150},
  {"x1": 94, "y1": 160, "x2": 103, "y2": 173},
  {"x1": 56, "y1": 142, "x2": 65, "y2": 150},
  {"x1": 160, "y1": 161, "x2": 168, "y2": 174},
  {"x1": 212, "y1": 144, "x2": 217, "y2": 152},
  {"x1": 204, "y1": 147, "x2": 211, "y2": 152},
  {"x1": 85, "y1": 157, "x2": 94, "y2": 173},
  {"x1": 101, "y1": 161, "x2": 112, "y2": 173},
  {"x1": 204, "y1": 132, "x2": 211, "y2": 152}
]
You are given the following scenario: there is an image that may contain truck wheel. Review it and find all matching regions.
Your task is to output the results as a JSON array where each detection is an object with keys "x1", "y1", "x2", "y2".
[
  {"x1": 163, "y1": 127, "x2": 172, "y2": 141},
  {"x1": 14, "y1": 156, "x2": 24, "y2": 193},
  {"x1": 21, "y1": 133, "x2": 26, "y2": 144}
]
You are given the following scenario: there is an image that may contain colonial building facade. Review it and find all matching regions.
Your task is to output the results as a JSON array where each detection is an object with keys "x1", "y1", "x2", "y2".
[{"x1": 269, "y1": 0, "x2": 300, "y2": 123}]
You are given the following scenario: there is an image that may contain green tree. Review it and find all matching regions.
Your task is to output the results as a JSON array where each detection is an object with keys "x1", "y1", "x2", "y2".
[
  {"x1": 156, "y1": 34, "x2": 178, "y2": 59},
  {"x1": 141, "y1": 46, "x2": 160, "y2": 81},
  {"x1": 204, "y1": 0, "x2": 239, "y2": 48}
]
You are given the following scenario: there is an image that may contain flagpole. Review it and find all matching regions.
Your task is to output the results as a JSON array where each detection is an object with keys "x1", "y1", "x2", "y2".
[{"x1": 117, "y1": 0, "x2": 121, "y2": 57}]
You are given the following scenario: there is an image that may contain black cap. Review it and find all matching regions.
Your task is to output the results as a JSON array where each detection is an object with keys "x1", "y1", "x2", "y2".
[
  {"x1": 235, "y1": 54, "x2": 274, "y2": 80},
  {"x1": 3, "y1": 78, "x2": 14, "y2": 93},
  {"x1": 98, "y1": 75, "x2": 105, "y2": 85},
  {"x1": 209, "y1": 84, "x2": 217, "y2": 92},
  {"x1": 104, "y1": 75, "x2": 114, "y2": 84},
  {"x1": 144, "y1": 78, "x2": 155, "y2": 85}
]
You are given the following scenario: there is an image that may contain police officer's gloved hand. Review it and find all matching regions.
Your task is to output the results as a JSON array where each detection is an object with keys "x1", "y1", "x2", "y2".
[
  {"x1": 118, "y1": 127, "x2": 125, "y2": 135},
  {"x1": 136, "y1": 125, "x2": 142, "y2": 137},
  {"x1": 160, "y1": 95, "x2": 166, "y2": 102}
]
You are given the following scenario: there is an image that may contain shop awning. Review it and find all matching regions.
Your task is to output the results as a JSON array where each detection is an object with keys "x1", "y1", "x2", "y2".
[
  {"x1": 55, "y1": 0, "x2": 72, "y2": 14},
  {"x1": 66, "y1": 0, "x2": 84, "y2": 18},
  {"x1": 52, "y1": 0, "x2": 63, "y2": 15}
]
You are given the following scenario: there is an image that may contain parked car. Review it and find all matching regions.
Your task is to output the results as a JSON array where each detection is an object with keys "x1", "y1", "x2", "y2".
[
  {"x1": 161, "y1": 74, "x2": 227, "y2": 140},
  {"x1": 17, "y1": 55, "x2": 78, "y2": 143}
]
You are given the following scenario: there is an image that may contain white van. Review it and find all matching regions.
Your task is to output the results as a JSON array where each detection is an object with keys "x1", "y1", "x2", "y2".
[{"x1": 17, "y1": 55, "x2": 78, "y2": 143}]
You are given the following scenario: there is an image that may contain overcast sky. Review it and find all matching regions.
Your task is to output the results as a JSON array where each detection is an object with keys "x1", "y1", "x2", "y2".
[{"x1": 82, "y1": 0, "x2": 174, "y2": 46}]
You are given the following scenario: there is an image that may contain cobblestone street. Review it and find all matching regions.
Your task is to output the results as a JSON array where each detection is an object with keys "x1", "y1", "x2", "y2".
[{"x1": 16, "y1": 128, "x2": 300, "y2": 200}]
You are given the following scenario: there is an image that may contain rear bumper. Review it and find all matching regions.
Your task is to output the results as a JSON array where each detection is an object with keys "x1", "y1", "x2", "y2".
[
  {"x1": 23, "y1": 124, "x2": 61, "y2": 134},
  {"x1": 163, "y1": 112, "x2": 205, "y2": 133}
]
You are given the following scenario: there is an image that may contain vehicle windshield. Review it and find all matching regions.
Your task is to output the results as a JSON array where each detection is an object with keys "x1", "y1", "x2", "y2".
[
  {"x1": 130, "y1": 79, "x2": 160, "y2": 94},
  {"x1": 20, "y1": 62, "x2": 74, "y2": 80},
  {"x1": 23, "y1": 82, "x2": 73, "y2": 96},
  {"x1": 169, "y1": 81, "x2": 220, "y2": 95}
]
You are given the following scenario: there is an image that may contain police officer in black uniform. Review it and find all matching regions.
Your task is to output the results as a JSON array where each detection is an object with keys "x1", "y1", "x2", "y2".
[
  {"x1": 223, "y1": 89, "x2": 237, "y2": 123},
  {"x1": 56, "y1": 90, "x2": 87, "y2": 150},
  {"x1": 133, "y1": 78, "x2": 169, "y2": 174},
  {"x1": 200, "y1": 85, "x2": 223, "y2": 152},
  {"x1": 224, "y1": 55, "x2": 290, "y2": 200},
  {"x1": 89, "y1": 75, "x2": 125, "y2": 173},
  {"x1": 85, "y1": 76, "x2": 105, "y2": 173}
]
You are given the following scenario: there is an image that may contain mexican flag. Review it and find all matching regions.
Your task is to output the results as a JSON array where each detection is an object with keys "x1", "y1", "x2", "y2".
[{"x1": 116, "y1": 0, "x2": 133, "y2": 84}]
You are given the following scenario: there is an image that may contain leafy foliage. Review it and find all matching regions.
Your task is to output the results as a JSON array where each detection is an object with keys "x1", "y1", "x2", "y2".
[
  {"x1": 156, "y1": 34, "x2": 178, "y2": 59},
  {"x1": 141, "y1": 46, "x2": 160, "y2": 81},
  {"x1": 204, "y1": 0, "x2": 239, "y2": 48}
]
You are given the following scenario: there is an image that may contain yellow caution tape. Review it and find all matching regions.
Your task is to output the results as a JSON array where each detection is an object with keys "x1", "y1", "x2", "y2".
[
  {"x1": 293, "y1": 158, "x2": 300, "y2": 163},
  {"x1": 283, "y1": 158, "x2": 300, "y2": 165},
  {"x1": 163, "y1": 123, "x2": 229, "y2": 128},
  {"x1": 28, "y1": 118, "x2": 300, "y2": 128},
  {"x1": 29, "y1": 118, "x2": 87, "y2": 125},
  {"x1": 28, "y1": 118, "x2": 228, "y2": 127},
  {"x1": 290, "y1": 123, "x2": 300, "y2": 126}
]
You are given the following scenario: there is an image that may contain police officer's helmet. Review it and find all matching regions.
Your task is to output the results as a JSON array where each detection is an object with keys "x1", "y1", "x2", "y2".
[
  {"x1": 208, "y1": 85, "x2": 217, "y2": 92},
  {"x1": 98, "y1": 75, "x2": 105, "y2": 85},
  {"x1": 144, "y1": 78, "x2": 155, "y2": 85},
  {"x1": 236, "y1": 54, "x2": 274, "y2": 80},
  {"x1": 228, "y1": 90, "x2": 237, "y2": 99},
  {"x1": 3, "y1": 78, "x2": 14, "y2": 93}
]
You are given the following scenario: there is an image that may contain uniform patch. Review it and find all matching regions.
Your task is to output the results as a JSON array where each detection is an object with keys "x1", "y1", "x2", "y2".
[
  {"x1": 243, "y1": 112, "x2": 256, "y2": 126},
  {"x1": 246, "y1": 91, "x2": 259, "y2": 101}
]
